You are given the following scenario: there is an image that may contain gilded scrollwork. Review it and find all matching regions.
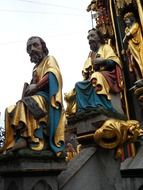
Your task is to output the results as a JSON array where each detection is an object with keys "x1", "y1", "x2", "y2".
[
  {"x1": 94, "y1": 119, "x2": 142, "y2": 149},
  {"x1": 87, "y1": 1, "x2": 114, "y2": 38},
  {"x1": 64, "y1": 89, "x2": 77, "y2": 116}
]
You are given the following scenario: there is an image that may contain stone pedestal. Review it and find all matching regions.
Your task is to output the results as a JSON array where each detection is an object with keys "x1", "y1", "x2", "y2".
[
  {"x1": 0, "y1": 150, "x2": 66, "y2": 190},
  {"x1": 67, "y1": 107, "x2": 126, "y2": 147},
  {"x1": 61, "y1": 108, "x2": 127, "y2": 190},
  {"x1": 58, "y1": 147, "x2": 124, "y2": 190}
]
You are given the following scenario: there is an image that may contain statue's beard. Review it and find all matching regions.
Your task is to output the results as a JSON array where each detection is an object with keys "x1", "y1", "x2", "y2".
[
  {"x1": 30, "y1": 53, "x2": 43, "y2": 64},
  {"x1": 89, "y1": 41, "x2": 99, "y2": 52}
]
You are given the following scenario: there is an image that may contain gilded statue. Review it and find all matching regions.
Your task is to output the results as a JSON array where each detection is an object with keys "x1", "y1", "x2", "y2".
[
  {"x1": 123, "y1": 12, "x2": 143, "y2": 79},
  {"x1": 65, "y1": 28, "x2": 123, "y2": 116},
  {"x1": 1, "y1": 36, "x2": 66, "y2": 156}
]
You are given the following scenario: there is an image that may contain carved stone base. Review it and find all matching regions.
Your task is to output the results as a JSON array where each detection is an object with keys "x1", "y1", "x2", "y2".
[
  {"x1": 58, "y1": 147, "x2": 124, "y2": 190},
  {"x1": 66, "y1": 107, "x2": 142, "y2": 160},
  {"x1": 67, "y1": 107, "x2": 127, "y2": 135},
  {"x1": 0, "y1": 150, "x2": 67, "y2": 190}
]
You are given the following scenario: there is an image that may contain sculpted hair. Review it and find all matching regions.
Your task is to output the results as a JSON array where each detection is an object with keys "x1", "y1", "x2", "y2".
[
  {"x1": 124, "y1": 12, "x2": 135, "y2": 21},
  {"x1": 88, "y1": 28, "x2": 105, "y2": 44},
  {"x1": 27, "y1": 36, "x2": 49, "y2": 55}
]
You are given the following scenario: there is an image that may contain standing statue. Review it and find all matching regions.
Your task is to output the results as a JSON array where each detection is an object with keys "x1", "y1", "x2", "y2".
[
  {"x1": 65, "y1": 28, "x2": 123, "y2": 115},
  {"x1": 123, "y1": 12, "x2": 143, "y2": 80},
  {"x1": 1, "y1": 36, "x2": 65, "y2": 155}
]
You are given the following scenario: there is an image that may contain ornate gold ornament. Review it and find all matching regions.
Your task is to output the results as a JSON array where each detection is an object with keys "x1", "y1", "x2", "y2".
[
  {"x1": 94, "y1": 119, "x2": 142, "y2": 158},
  {"x1": 94, "y1": 119, "x2": 142, "y2": 149},
  {"x1": 64, "y1": 89, "x2": 77, "y2": 116}
]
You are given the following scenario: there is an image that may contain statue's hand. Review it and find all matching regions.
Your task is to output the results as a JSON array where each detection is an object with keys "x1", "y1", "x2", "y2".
[
  {"x1": 93, "y1": 58, "x2": 106, "y2": 71},
  {"x1": 123, "y1": 33, "x2": 131, "y2": 44},
  {"x1": 94, "y1": 57, "x2": 104, "y2": 64},
  {"x1": 123, "y1": 36, "x2": 127, "y2": 44},
  {"x1": 25, "y1": 84, "x2": 38, "y2": 96}
]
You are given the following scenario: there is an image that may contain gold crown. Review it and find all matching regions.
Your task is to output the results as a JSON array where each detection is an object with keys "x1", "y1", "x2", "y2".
[{"x1": 124, "y1": 12, "x2": 134, "y2": 20}]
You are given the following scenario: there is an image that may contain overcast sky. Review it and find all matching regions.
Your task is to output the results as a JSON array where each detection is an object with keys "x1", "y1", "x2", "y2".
[{"x1": 0, "y1": 0, "x2": 92, "y2": 125}]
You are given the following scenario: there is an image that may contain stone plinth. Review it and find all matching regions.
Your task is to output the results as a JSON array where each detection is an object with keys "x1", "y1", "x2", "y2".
[
  {"x1": 61, "y1": 108, "x2": 127, "y2": 190},
  {"x1": 67, "y1": 107, "x2": 126, "y2": 147},
  {"x1": 58, "y1": 147, "x2": 124, "y2": 190},
  {"x1": 0, "y1": 150, "x2": 67, "y2": 190}
]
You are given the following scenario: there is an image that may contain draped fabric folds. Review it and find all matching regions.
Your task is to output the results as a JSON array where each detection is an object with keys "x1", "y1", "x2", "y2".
[{"x1": 75, "y1": 80, "x2": 115, "y2": 112}]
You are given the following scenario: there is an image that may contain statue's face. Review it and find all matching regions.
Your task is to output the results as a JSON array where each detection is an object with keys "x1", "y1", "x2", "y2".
[
  {"x1": 27, "y1": 37, "x2": 44, "y2": 64},
  {"x1": 87, "y1": 30, "x2": 100, "y2": 52},
  {"x1": 124, "y1": 18, "x2": 131, "y2": 27},
  {"x1": 124, "y1": 16, "x2": 135, "y2": 27}
]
